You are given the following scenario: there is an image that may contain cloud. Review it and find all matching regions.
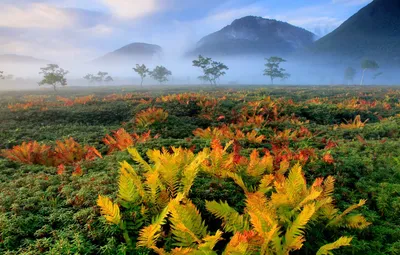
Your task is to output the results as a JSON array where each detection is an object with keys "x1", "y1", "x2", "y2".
[
  {"x1": 0, "y1": 3, "x2": 74, "y2": 29},
  {"x1": 101, "y1": 0, "x2": 160, "y2": 19}
]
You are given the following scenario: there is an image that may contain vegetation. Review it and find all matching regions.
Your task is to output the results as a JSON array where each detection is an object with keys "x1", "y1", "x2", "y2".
[
  {"x1": 192, "y1": 55, "x2": 229, "y2": 86},
  {"x1": 264, "y1": 57, "x2": 290, "y2": 84},
  {"x1": 1, "y1": 85, "x2": 400, "y2": 254},
  {"x1": 84, "y1": 72, "x2": 113, "y2": 85},
  {"x1": 360, "y1": 59, "x2": 379, "y2": 85},
  {"x1": 149, "y1": 66, "x2": 172, "y2": 84},
  {"x1": 133, "y1": 64, "x2": 150, "y2": 87},
  {"x1": 38, "y1": 64, "x2": 69, "y2": 92}
]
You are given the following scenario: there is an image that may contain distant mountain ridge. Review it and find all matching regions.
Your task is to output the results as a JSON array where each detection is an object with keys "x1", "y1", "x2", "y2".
[
  {"x1": 0, "y1": 54, "x2": 48, "y2": 64},
  {"x1": 187, "y1": 16, "x2": 316, "y2": 57},
  {"x1": 94, "y1": 42, "x2": 162, "y2": 64},
  {"x1": 310, "y1": 0, "x2": 400, "y2": 64}
]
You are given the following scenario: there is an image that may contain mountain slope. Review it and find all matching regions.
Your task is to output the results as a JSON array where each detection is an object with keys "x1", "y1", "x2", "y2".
[
  {"x1": 188, "y1": 16, "x2": 316, "y2": 57},
  {"x1": 311, "y1": 0, "x2": 400, "y2": 63},
  {"x1": 94, "y1": 43, "x2": 162, "y2": 64},
  {"x1": 0, "y1": 54, "x2": 48, "y2": 64}
]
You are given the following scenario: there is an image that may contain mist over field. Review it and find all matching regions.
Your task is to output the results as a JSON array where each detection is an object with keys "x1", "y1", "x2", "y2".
[{"x1": 1, "y1": 0, "x2": 399, "y2": 91}]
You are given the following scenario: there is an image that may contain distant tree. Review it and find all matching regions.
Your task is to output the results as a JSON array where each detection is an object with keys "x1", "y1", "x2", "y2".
[
  {"x1": 96, "y1": 71, "x2": 108, "y2": 84},
  {"x1": 192, "y1": 55, "x2": 228, "y2": 86},
  {"x1": 105, "y1": 76, "x2": 114, "y2": 83},
  {"x1": 133, "y1": 64, "x2": 150, "y2": 87},
  {"x1": 264, "y1": 56, "x2": 290, "y2": 85},
  {"x1": 372, "y1": 72, "x2": 383, "y2": 81},
  {"x1": 38, "y1": 64, "x2": 68, "y2": 92},
  {"x1": 5, "y1": 74, "x2": 14, "y2": 80},
  {"x1": 149, "y1": 66, "x2": 172, "y2": 84},
  {"x1": 344, "y1": 67, "x2": 356, "y2": 85},
  {"x1": 0, "y1": 71, "x2": 4, "y2": 80},
  {"x1": 360, "y1": 59, "x2": 379, "y2": 85},
  {"x1": 83, "y1": 74, "x2": 95, "y2": 85}
]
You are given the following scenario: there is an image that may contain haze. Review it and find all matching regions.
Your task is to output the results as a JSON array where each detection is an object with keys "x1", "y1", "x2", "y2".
[{"x1": 3, "y1": 0, "x2": 399, "y2": 90}]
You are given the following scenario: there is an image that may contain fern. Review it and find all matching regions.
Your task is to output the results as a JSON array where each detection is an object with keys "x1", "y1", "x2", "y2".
[
  {"x1": 97, "y1": 195, "x2": 121, "y2": 225},
  {"x1": 283, "y1": 203, "x2": 316, "y2": 252},
  {"x1": 169, "y1": 198, "x2": 208, "y2": 247},
  {"x1": 316, "y1": 236, "x2": 353, "y2": 255},
  {"x1": 205, "y1": 201, "x2": 249, "y2": 232}
]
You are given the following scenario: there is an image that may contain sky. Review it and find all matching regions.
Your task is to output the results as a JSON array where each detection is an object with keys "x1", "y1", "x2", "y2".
[{"x1": 0, "y1": 0, "x2": 373, "y2": 62}]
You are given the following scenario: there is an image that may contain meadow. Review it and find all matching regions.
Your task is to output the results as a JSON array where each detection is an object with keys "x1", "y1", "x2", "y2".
[{"x1": 0, "y1": 85, "x2": 399, "y2": 255}]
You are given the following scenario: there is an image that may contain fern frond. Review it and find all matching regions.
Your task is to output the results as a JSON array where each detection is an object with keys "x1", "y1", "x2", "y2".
[
  {"x1": 322, "y1": 176, "x2": 335, "y2": 198},
  {"x1": 285, "y1": 163, "x2": 307, "y2": 206},
  {"x1": 246, "y1": 192, "x2": 276, "y2": 234},
  {"x1": 344, "y1": 214, "x2": 371, "y2": 229},
  {"x1": 258, "y1": 174, "x2": 274, "y2": 193},
  {"x1": 120, "y1": 161, "x2": 146, "y2": 199},
  {"x1": 181, "y1": 151, "x2": 208, "y2": 197},
  {"x1": 227, "y1": 172, "x2": 249, "y2": 193},
  {"x1": 137, "y1": 205, "x2": 169, "y2": 248},
  {"x1": 206, "y1": 201, "x2": 249, "y2": 232},
  {"x1": 328, "y1": 199, "x2": 366, "y2": 227},
  {"x1": 169, "y1": 198, "x2": 208, "y2": 247},
  {"x1": 97, "y1": 195, "x2": 121, "y2": 225},
  {"x1": 198, "y1": 230, "x2": 224, "y2": 250},
  {"x1": 316, "y1": 236, "x2": 353, "y2": 255},
  {"x1": 284, "y1": 203, "x2": 316, "y2": 252},
  {"x1": 128, "y1": 148, "x2": 153, "y2": 172},
  {"x1": 118, "y1": 168, "x2": 140, "y2": 203}
]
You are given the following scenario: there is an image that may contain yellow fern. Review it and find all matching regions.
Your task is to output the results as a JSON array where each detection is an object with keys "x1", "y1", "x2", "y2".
[
  {"x1": 316, "y1": 236, "x2": 353, "y2": 255},
  {"x1": 97, "y1": 195, "x2": 121, "y2": 225},
  {"x1": 283, "y1": 203, "x2": 316, "y2": 252}
]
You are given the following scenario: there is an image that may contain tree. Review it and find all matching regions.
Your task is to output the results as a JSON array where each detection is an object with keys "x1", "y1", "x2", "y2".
[
  {"x1": 96, "y1": 71, "x2": 108, "y2": 84},
  {"x1": 192, "y1": 55, "x2": 228, "y2": 86},
  {"x1": 263, "y1": 56, "x2": 290, "y2": 85},
  {"x1": 83, "y1": 74, "x2": 95, "y2": 85},
  {"x1": 344, "y1": 67, "x2": 356, "y2": 85},
  {"x1": 360, "y1": 59, "x2": 379, "y2": 85},
  {"x1": 0, "y1": 71, "x2": 4, "y2": 80},
  {"x1": 149, "y1": 66, "x2": 172, "y2": 84},
  {"x1": 105, "y1": 76, "x2": 114, "y2": 83},
  {"x1": 372, "y1": 72, "x2": 383, "y2": 80},
  {"x1": 38, "y1": 64, "x2": 68, "y2": 92},
  {"x1": 133, "y1": 64, "x2": 149, "y2": 87}
]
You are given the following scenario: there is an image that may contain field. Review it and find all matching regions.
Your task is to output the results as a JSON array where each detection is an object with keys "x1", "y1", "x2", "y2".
[{"x1": 0, "y1": 85, "x2": 399, "y2": 255}]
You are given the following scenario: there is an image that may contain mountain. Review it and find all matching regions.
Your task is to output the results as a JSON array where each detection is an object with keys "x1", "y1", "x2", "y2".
[
  {"x1": 311, "y1": 0, "x2": 400, "y2": 64},
  {"x1": 187, "y1": 16, "x2": 316, "y2": 57},
  {"x1": 94, "y1": 43, "x2": 162, "y2": 64},
  {"x1": 0, "y1": 54, "x2": 48, "y2": 64}
]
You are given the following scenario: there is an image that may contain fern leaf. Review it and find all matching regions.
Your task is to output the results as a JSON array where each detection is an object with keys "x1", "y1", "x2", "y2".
[
  {"x1": 169, "y1": 198, "x2": 208, "y2": 247},
  {"x1": 120, "y1": 161, "x2": 146, "y2": 199},
  {"x1": 97, "y1": 195, "x2": 121, "y2": 225},
  {"x1": 316, "y1": 236, "x2": 353, "y2": 255},
  {"x1": 284, "y1": 203, "x2": 316, "y2": 252},
  {"x1": 328, "y1": 199, "x2": 367, "y2": 227},
  {"x1": 198, "y1": 230, "x2": 224, "y2": 250},
  {"x1": 137, "y1": 205, "x2": 169, "y2": 248},
  {"x1": 258, "y1": 174, "x2": 274, "y2": 194},
  {"x1": 206, "y1": 201, "x2": 249, "y2": 232},
  {"x1": 127, "y1": 148, "x2": 153, "y2": 172}
]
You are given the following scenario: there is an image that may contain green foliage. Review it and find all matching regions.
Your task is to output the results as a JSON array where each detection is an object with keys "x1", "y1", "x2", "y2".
[
  {"x1": 192, "y1": 55, "x2": 229, "y2": 86},
  {"x1": 263, "y1": 56, "x2": 290, "y2": 84},
  {"x1": 38, "y1": 64, "x2": 68, "y2": 92},
  {"x1": 133, "y1": 64, "x2": 150, "y2": 87},
  {"x1": 149, "y1": 66, "x2": 172, "y2": 84},
  {"x1": 0, "y1": 86, "x2": 400, "y2": 254}
]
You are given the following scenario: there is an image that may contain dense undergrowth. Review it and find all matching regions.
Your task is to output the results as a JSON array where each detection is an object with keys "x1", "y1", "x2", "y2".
[{"x1": 0, "y1": 86, "x2": 399, "y2": 254}]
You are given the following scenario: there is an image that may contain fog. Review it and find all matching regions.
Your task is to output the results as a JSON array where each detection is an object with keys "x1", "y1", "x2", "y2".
[{"x1": 1, "y1": 49, "x2": 399, "y2": 91}]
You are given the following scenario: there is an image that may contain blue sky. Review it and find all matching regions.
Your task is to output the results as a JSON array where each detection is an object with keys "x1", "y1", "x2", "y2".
[{"x1": 0, "y1": 0, "x2": 372, "y2": 61}]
